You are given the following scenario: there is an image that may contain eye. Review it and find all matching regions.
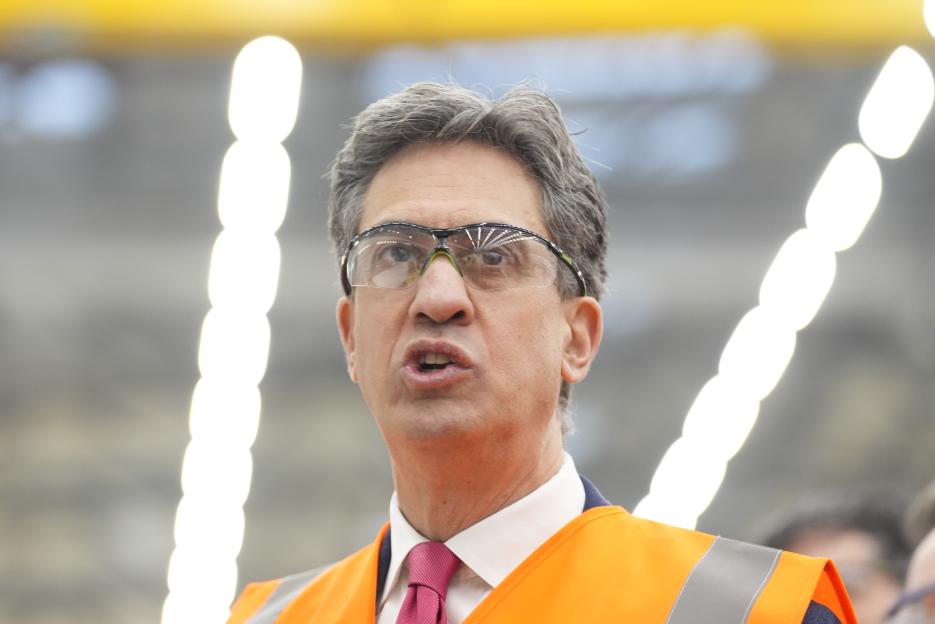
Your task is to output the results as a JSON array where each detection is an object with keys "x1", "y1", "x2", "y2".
[
  {"x1": 378, "y1": 243, "x2": 415, "y2": 263},
  {"x1": 462, "y1": 245, "x2": 513, "y2": 269},
  {"x1": 481, "y1": 249, "x2": 506, "y2": 266}
]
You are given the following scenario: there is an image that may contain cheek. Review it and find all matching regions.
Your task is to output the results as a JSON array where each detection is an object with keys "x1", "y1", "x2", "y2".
[
  {"x1": 488, "y1": 303, "x2": 565, "y2": 382},
  {"x1": 353, "y1": 298, "x2": 406, "y2": 376}
]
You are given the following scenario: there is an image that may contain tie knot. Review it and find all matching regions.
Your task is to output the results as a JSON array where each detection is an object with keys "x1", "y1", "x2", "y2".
[{"x1": 406, "y1": 541, "x2": 461, "y2": 599}]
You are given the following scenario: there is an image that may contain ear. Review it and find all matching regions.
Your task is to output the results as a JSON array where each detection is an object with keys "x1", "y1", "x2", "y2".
[
  {"x1": 560, "y1": 296, "x2": 602, "y2": 384},
  {"x1": 336, "y1": 296, "x2": 359, "y2": 383}
]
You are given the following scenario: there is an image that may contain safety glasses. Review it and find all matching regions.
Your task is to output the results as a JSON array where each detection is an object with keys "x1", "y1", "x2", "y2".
[
  {"x1": 885, "y1": 582, "x2": 935, "y2": 624},
  {"x1": 340, "y1": 222, "x2": 587, "y2": 297}
]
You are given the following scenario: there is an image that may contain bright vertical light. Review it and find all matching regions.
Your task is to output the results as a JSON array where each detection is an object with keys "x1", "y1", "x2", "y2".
[
  {"x1": 634, "y1": 438, "x2": 727, "y2": 529},
  {"x1": 188, "y1": 381, "x2": 261, "y2": 450},
  {"x1": 218, "y1": 142, "x2": 292, "y2": 234},
  {"x1": 718, "y1": 306, "x2": 797, "y2": 401},
  {"x1": 197, "y1": 310, "x2": 272, "y2": 386},
  {"x1": 635, "y1": 46, "x2": 929, "y2": 526},
  {"x1": 163, "y1": 36, "x2": 302, "y2": 624},
  {"x1": 805, "y1": 143, "x2": 882, "y2": 252},
  {"x1": 228, "y1": 36, "x2": 303, "y2": 143},
  {"x1": 208, "y1": 232, "x2": 283, "y2": 313},
  {"x1": 680, "y1": 375, "x2": 760, "y2": 462},
  {"x1": 859, "y1": 46, "x2": 934, "y2": 159},
  {"x1": 759, "y1": 228, "x2": 837, "y2": 330}
]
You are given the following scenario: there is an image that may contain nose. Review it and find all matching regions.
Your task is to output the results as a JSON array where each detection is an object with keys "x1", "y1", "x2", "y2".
[{"x1": 408, "y1": 252, "x2": 475, "y2": 325}]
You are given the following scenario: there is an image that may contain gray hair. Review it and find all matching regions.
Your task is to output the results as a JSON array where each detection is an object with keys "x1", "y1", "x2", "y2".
[{"x1": 328, "y1": 82, "x2": 608, "y2": 433}]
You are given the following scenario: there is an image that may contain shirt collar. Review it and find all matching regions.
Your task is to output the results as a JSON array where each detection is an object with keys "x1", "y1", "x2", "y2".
[{"x1": 383, "y1": 452, "x2": 585, "y2": 603}]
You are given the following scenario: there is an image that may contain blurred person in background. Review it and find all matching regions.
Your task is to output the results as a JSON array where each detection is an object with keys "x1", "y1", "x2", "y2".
[
  {"x1": 227, "y1": 82, "x2": 855, "y2": 623},
  {"x1": 761, "y1": 494, "x2": 911, "y2": 624},
  {"x1": 885, "y1": 526, "x2": 935, "y2": 623},
  {"x1": 905, "y1": 479, "x2": 935, "y2": 549}
]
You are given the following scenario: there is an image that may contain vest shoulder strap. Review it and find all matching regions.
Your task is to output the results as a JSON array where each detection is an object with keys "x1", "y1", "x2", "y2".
[
  {"x1": 465, "y1": 508, "x2": 841, "y2": 624},
  {"x1": 229, "y1": 523, "x2": 387, "y2": 624},
  {"x1": 240, "y1": 565, "x2": 333, "y2": 624},
  {"x1": 666, "y1": 535, "x2": 781, "y2": 624}
]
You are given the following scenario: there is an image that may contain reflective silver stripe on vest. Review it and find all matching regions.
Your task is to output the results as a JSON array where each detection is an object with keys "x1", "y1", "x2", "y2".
[
  {"x1": 666, "y1": 536, "x2": 781, "y2": 624},
  {"x1": 245, "y1": 565, "x2": 331, "y2": 624}
]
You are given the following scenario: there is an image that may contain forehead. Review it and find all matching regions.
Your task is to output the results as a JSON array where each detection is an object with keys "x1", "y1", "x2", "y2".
[
  {"x1": 788, "y1": 528, "x2": 882, "y2": 563},
  {"x1": 358, "y1": 141, "x2": 548, "y2": 235}
]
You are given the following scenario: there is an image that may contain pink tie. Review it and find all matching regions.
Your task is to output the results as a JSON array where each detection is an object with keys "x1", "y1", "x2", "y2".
[{"x1": 396, "y1": 541, "x2": 461, "y2": 624}]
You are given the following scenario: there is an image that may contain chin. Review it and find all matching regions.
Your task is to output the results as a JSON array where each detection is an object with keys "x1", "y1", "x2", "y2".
[
  {"x1": 388, "y1": 401, "x2": 490, "y2": 443},
  {"x1": 403, "y1": 415, "x2": 482, "y2": 442}
]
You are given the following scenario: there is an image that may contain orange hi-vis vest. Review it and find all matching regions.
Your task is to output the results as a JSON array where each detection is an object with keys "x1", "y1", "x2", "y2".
[{"x1": 229, "y1": 505, "x2": 856, "y2": 624}]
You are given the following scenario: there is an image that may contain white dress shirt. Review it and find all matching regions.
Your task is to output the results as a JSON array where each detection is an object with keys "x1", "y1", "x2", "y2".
[{"x1": 377, "y1": 452, "x2": 586, "y2": 624}]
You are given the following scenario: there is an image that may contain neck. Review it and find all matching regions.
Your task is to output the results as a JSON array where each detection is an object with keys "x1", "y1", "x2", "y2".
[{"x1": 389, "y1": 423, "x2": 564, "y2": 542}]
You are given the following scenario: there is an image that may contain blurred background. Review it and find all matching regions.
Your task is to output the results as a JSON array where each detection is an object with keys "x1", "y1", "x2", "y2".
[{"x1": 1, "y1": 1, "x2": 934, "y2": 623}]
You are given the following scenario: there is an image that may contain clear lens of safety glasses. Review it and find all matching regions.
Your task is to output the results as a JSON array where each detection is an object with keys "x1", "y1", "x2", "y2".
[
  {"x1": 885, "y1": 583, "x2": 935, "y2": 624},
  {"x1": 347, "y1": 225, "x2": 435, "y2": 290},
  {"x1": 885, "y1": 605, "x2": 930, "y2": 624},
  {"x1": 343, "y1": 223, "x2": 576, "y2": 293}
]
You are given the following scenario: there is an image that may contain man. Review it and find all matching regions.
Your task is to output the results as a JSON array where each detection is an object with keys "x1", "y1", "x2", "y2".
[
  {"x1": 760, "y1": 495, "x2": 911, "y2": 624},
  {"x1": 228, "y1": 83, "x2": 855, "y2": 623},
  {"x1": 885, "y1": 527, "x2": 935, "y2": 623},
  {"x1": 905, "y1": 479, "x2": 935, "y2": 549}
]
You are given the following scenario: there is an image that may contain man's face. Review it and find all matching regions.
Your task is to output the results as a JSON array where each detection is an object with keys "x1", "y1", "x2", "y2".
[
  {"x1": 898, "y1": 529, "x2": 935, "y2": 624},
  {"x1": 790, "y1": 528, "x2": 902, "y2": 624},
  {"x1": 336, "y1": 141, "x2": 598, "y2": 452}
]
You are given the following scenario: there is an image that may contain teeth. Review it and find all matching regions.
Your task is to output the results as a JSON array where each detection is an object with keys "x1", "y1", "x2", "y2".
[{"x1": 419, "y1": 353, "x2": 452, "y2": 365}]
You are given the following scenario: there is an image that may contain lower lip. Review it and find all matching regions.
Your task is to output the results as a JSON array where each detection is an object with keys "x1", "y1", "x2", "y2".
[{"x1": 402, "y1": 363, "x2": 471, "y2": 390}]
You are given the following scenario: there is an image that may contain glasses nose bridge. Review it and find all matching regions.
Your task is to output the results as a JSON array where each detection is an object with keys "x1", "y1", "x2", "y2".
[
  {"x1": 419, "y1": 246, "x2": 464, "y2": 279},
  {"x1": 430, "y1": 229, "x2": 454, "y2": 250},
  {"x1": 412, "y1": 229, "x2": 459, "y2": 277}
]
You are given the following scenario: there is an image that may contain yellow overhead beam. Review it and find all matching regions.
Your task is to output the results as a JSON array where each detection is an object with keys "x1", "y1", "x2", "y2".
[{"x1": 0, "y1": 0, "x2": 931, "y2": 55}]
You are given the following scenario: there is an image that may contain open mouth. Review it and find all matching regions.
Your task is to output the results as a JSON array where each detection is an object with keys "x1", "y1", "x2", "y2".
[
  {"x1": 402, "y1": 342, "x2": 473, "y2": 390},
  {"x1": 418, "y1": 352, "x2": 454, "y2": 371}
]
